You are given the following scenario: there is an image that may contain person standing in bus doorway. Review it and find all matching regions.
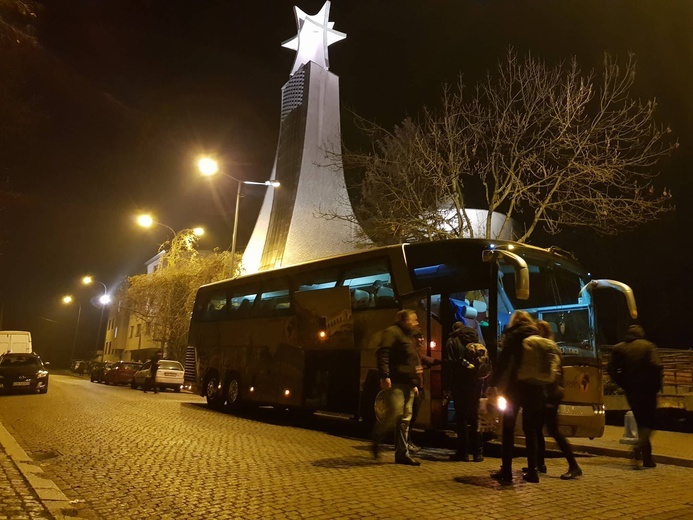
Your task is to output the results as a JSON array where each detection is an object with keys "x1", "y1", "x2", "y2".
[
  {"x1": 371, "y1": 309, "x2": 423, "y2": 466},
  {"x1": 532, "y1": 320, "x2": 582, "y2": 480},
  {"x1": 143, "y1": 350, "x2": 163, "y2": 394},
  {"x1": 607, "y1": 324, "x2": 663, "y2": 469},
  {"x1": 408, "y1": 328, "x2": 442, "y2": 454},
  {"x1": 442, "y1": 322, "x2": 487, "y2": 463},
  {"x1": 488, "y1": 310, "x2": 540, "y2": 484}
]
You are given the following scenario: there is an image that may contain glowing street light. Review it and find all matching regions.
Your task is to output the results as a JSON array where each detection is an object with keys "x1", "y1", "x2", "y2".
[
  {"x1": 197, "y1": 156, "x2": 280, "y2": 276},
  {"x1": 136, "y1": 214, "x2": 205, "y2": 240},
  {"x1": 198, "y1": 157, "x2": 219, "y2": 176}
]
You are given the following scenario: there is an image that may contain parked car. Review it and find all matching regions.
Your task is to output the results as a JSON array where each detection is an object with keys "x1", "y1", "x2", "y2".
[
  {"x1": 90, "y1": 361, "x2": 111, "y2": 383},
  {"x1": 131, "y1": 359, "x2": 184, "y2": 392},
  {"x1": 0, "y1": 352, "x2": 49, "y2": 394},
  {"x1": 103, "y1": 361, "x2": 141, "y2": 386},
  {"x1": 71, "y1": 359, "x2": 85, "y2": 373}
]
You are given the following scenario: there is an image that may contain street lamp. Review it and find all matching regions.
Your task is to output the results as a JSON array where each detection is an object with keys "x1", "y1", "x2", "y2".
[
  {"x1": 136, "y1": 214, "x2": 205, "y2": 242},
  {"x1": 62, "y1": 295, "x2": 82, "y2": 367},
  {"x1": 198, "y1": 156, "x2": 280, "y2": 276},
  {"x1": 82, "y1": 276, "x2": 111, "y2": 362}
]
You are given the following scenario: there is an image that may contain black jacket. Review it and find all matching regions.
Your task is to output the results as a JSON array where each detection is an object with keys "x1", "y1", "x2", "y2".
[
  {"x1": 376, "y1": 323, "x2": 420, "y2": 386},
  {"x1": 442, "y1": 326, "x2": 478, "y2": 391},
  {"x1": 490, "y1": 322, "x2": 537, "y2": 398},
  {"x1": 607, "y1": 326, "x2": 662, "y2": 395}
]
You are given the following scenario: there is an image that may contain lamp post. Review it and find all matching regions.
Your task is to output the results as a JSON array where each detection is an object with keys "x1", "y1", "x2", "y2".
[
  {"x1": 82, "y1": 276, "x2": 111, "y2": 362},
  {"x1": 62, "y1": 295, "x2": 82, "y2": 366},
  {"x1": 198, "y1": 157, "x2": 279, "y2": 277}
]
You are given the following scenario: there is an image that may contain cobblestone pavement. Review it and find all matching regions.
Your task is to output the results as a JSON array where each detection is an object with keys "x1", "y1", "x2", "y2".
[
  {"x1": 0, "y1": 446, "x2": 52, "y2": 520},
  {"x1": 1, "y1": 375, "x2": 693, "y2": 519}
]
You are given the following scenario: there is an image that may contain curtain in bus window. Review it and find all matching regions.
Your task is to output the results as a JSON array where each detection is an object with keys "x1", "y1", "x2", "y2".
[{"x1": 341, "y1": 259, "x2": 397, "y2": 310}]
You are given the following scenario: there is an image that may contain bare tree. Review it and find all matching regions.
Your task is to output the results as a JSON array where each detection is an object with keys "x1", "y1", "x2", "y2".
[
  {"x1": 0, "y1": 0, "x2": 40, "y2": 47},
  {"x1": 338, "y1": 49, "x2": 676, "y2": 245},
  {"x1": 120, "y1": 230, "x2": 233, "y2": 362}
]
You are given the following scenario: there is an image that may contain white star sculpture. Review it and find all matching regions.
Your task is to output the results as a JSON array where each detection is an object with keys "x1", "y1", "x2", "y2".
[{"x1": 282, "y1": 1, "x2": 346, "y2": 75}]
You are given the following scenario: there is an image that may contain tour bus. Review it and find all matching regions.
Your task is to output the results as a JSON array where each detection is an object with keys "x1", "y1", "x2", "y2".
[{"x1": 185, "y1": 239, "x2": 637, "y2": 438}]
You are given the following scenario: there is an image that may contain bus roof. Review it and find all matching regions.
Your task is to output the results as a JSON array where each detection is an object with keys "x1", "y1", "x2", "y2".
[{"x1": 198, "y1": 238, "x2": 584, "y2": 291}]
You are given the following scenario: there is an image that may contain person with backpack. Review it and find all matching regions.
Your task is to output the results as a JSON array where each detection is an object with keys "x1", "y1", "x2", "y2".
[
  {"x1": 607, "y1": 324, "x2": 662, "y2": 469},
  {"x1": 531, "y1": 320, "x2": 582, "y2": 480},
  {"x1": 488, "y1": 310, "x2": 541, "y2": 484},
  {"x1": 442, "y1": 322, "x2": 491, "y2": 462}
]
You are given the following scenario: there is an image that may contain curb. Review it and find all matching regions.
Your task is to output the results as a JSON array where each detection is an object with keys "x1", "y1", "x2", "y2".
[
  {"x1": 0, "y1": 422, "x2": 77, "y2": 519},
  {"x1": 498, "y1": 436, "x2": 693, "y2": 469}
]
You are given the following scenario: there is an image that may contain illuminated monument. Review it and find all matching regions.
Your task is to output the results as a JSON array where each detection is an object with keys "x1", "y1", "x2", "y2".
[{"x1": 242, "y1": 1, "x2": 361, "y2": 273}]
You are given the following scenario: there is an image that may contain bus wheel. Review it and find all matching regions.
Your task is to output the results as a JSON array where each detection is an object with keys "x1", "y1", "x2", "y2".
[
  {"x1": 205, "y1": 372, "x2": 224, "y2": 409},
  {"x1": 223, "y1": 374, "x2": 241, "y2": 410}
]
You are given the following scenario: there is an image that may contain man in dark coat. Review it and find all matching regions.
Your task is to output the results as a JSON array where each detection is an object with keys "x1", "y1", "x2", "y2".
[
  {"x1": 607, "y1": 325, "x2": 662, "y2": 468},
  {"x1": 372, "y1": 309, "x2": 422, "y2": 466},
  {"x1": 442, "y1": 322, "x2": 485, "y2": 462}
]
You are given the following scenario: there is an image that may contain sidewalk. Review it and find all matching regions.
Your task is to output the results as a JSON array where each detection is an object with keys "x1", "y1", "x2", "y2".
[
  {"x1": 568, "y1": 424, "x2": 693, "y2": 468},
  {"x1": 0, "y1": 421, "x2": 76, "y2": 519}
]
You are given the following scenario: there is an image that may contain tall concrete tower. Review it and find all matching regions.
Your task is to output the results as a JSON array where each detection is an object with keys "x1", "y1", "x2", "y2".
[{"x1": 242, "y1": 1, "x2": 361, "y2": 274}]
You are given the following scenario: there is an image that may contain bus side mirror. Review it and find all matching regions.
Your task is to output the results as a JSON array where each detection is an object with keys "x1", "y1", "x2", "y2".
[
  {"x1": 580, "y1": 279, "x2": 638, "y2": 319},
  {"x1": 482, "y1": 249, "x2": 530, "y2": 300}
]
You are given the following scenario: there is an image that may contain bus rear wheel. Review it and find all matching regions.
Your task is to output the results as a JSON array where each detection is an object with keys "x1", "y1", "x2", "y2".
[
  {"x1": 223, "y1": 374, "x2": 241, "y2": 411},
  {"x1": 205, "y1": 372, "x2": 224, "y2": 409}
]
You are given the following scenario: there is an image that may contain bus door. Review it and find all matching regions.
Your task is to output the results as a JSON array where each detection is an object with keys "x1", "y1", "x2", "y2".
[
  {"x1": 398, "y1": 289, "x2": 442, "y2": 428},
  {"x1": 293, "y1": 287, "x2": 358, "y2": 414}
]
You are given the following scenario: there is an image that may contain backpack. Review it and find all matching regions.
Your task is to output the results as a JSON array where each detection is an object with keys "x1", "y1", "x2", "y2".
[
  {"x1": 517, "y1": 335, "x2": 561, "y2": 385},
  {"x1": 465, "y1": 342, "x2": 492, "y2": 380}
]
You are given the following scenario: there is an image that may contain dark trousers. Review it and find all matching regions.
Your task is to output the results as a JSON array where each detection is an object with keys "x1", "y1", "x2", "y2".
[
  {"x1": 452, "y1": 383, "x2": 482, "y2": 457},
  {"x1": 537, "y1": 404, "x2": 577, "y2": 468},
  {"x1": 627, "y1": 391, "x2": 657, "y2": 463},
  {"x1": 143, "y1": 369, "x2": 158, "y2": 393},
  {"x1": 501, "y1": 384, "x2": 544, "y2": 471}
]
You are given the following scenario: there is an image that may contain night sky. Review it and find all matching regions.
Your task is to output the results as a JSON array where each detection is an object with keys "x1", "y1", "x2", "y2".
[{"x1": 1, "y1": 0, "x2": 691, "y2": 362}]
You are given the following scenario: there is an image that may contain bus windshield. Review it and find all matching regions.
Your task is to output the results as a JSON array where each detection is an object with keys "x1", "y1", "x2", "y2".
[{"x1": 499, "y1": 253, "x2": 593, "y2": 357}]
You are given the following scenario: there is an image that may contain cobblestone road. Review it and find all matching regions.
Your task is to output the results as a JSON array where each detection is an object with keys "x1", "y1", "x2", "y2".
[{"x1": 1, "y1": 375, "x2": 692, "y2": 519}]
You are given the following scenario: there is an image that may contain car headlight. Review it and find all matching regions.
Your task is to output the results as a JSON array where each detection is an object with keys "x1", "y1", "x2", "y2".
[
  {"x1": 37, "y1": 370, "x2": 48, "y2": 377},
  {"x1": 496, "y1": 395, "x2": 508, "y2": 412}
]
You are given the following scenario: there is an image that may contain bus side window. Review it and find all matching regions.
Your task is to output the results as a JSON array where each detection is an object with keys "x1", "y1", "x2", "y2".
[
  {"x1": 198, "y1": 291, "x2": 228, "y2": 321},
  {"x1": 257, "y1": 278, "x2": 291, "y2": 317},
  {"x1": 229, "y1": 289, "x2": 259, "y2": 320},
  {"x1": 350, "y1": 289, "x2": 370, "y2": 308},
  {"x1": 342, "y1": 259, "x2": 398, "y2": 310},
  {"x1": 293, "y1": 267, "x2": 340, "y2": 292}
]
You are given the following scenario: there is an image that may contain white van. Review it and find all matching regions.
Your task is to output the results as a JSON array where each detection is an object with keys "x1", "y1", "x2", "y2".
[{"x1": 0, "y1": 331, "x2": 33, "y2": 354}]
